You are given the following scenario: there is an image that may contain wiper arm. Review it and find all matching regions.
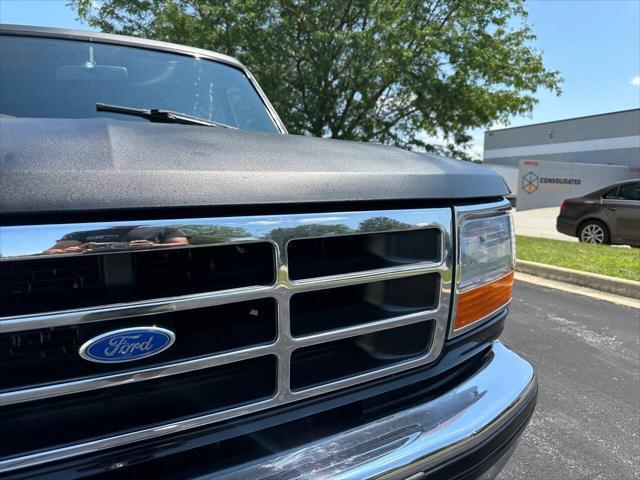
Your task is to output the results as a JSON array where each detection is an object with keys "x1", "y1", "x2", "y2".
[{"x1": 96, "y1": 102, "x2": 235, "y2": 128}]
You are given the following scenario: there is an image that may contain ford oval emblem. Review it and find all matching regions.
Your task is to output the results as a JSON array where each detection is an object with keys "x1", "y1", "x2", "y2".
[{"x1": 79, "y1": 327, "x2": 175, "y2": 363}]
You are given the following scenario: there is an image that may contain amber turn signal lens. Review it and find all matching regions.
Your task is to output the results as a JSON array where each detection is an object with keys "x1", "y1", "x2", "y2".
[{"x1": 454, "y1": 270, "x2": 514, "y2": 331}]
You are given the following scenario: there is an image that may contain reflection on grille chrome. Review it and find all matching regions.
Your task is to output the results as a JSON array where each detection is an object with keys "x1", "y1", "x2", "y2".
[{"x1": 0, "y1": 208, "x2": 453, "y2": 473}]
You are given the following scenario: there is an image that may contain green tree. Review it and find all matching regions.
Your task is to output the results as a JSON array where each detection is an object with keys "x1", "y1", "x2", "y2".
[
  {"x1": 267, "y1": 224, "x2": 352, "y2": 244},
  {"x1": 179, "y1": 224, "x2": 253, "y2": 244},
  {"x1": 358, "y1": 217, "x2": 413, "y2": 232},
  {"x1": 72, "y1": 0, "x2": 561, "y2": 158}
]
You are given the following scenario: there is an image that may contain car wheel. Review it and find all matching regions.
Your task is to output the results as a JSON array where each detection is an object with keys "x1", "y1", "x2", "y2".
[{"x1": 578, "y1": 221, "x2": 610, "y2": 245}]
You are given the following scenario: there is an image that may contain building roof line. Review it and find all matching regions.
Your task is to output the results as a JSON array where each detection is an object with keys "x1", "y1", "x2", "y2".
[{"x1": 485, "y1": 108, "x2": 640, "y2": 134}]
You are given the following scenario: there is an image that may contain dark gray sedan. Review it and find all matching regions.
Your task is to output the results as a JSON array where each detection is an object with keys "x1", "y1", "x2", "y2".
[{"x1": 556, "y1": 179, "x2": 640, "y2": 246}]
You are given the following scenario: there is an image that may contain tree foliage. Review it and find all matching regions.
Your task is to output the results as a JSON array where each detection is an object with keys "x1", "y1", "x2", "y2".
[
  {"x1": 179, "y1": 224, "x2": 252, "y2": 243},
  {"x1": 72, "y1": 0, "x2": 561, "y2": 158},
  {"x1": 358, "y1": 217, "x2": 412, "y2": 232},
  {"x1": 267, "y1": 224, "x2": 352, "y2": 244}
]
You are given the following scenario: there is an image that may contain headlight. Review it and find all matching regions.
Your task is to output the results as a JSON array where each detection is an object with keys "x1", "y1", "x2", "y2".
[{"x1": 452, "y1": 209, "x2": 515, "y2": 336}]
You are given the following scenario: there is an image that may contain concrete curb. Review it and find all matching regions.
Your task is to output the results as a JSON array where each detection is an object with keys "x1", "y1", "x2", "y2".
[{"x1": 516, "y1": 260, "x2": 640, "y2": 300}]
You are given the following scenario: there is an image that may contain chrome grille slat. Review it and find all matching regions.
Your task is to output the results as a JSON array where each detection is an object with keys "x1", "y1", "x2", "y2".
[
  {"x1": 288, "y1": 260, "x2": 445, "y2": 291},
  {"x1": 0, "y1": 261, "x2": 444, "y2": 333},
  {"x1": 0, "y1": 285, "x2": 277, "y2": 333},
  {"x1": 0, "y1": 342, "x2": 277, "y2": 406},
  {"x1": 0, "y1": 307, "x2": 441, "y2": 406},
  {"x1": 291, "y1": 310, "x2": 438, "y2": 346},
  {"x1": 0, "y1": 207, "x2": 453, "y2": 473}
]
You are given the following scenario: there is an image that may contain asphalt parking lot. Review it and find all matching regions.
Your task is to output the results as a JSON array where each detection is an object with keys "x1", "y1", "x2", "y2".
[{"x1": 496, "y1": 280, "x2": 640, "y2": 479}]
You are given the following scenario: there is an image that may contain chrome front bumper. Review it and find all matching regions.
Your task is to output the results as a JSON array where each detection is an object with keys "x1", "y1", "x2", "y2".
[{"x1": 212, "y1": 341, "x2": 536, "y2": 480}]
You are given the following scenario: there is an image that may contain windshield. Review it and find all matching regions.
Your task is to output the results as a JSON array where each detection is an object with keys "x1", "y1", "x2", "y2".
[{"x1": 0, "y1": 35, "x2": 279, "y2": 133}]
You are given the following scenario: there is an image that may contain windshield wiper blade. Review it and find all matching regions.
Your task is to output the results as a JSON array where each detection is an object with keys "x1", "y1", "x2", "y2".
[{"x1": 96, "y1": 102, "x2": 235, "y2": 128}]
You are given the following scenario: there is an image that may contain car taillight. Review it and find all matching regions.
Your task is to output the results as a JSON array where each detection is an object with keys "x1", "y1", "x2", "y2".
[{"x1": 560, "y1": 200, "x2": 568, "y2": 210}]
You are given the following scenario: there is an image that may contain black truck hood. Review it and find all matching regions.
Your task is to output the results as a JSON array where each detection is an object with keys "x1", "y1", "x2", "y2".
[{"x1": 0, "y1": 117, "x2": 508, "y2": 215}]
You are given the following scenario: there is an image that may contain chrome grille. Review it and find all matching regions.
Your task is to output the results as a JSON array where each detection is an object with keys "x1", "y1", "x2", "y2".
[{"x1": 0, "y1": 208, "x2": 452, "y2": 472}]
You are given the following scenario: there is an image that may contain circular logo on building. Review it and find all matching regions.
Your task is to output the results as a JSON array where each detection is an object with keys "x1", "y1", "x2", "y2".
[{"x1": 522, "y1": 172, "x2": 539, "y2": 194}]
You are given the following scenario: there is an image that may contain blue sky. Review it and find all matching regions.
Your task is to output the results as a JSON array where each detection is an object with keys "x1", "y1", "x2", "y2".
[{"x1": 1, "y1": 0, "x2": 639, "y2": 156}]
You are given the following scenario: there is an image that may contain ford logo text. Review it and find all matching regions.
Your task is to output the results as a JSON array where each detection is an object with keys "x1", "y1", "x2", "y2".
[{"x1": 79, "y1": 327, "x2": 175, "y2": 363}]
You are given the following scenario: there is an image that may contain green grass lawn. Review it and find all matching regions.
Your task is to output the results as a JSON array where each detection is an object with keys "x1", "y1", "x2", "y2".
[{"x1": 516, "y1": 236, "x2": 640, "y2": 282}]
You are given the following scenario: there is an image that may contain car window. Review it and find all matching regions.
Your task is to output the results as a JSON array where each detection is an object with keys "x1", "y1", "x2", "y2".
[
  {"x1": 602, "y1": 187, "x2": 620, "y2": 199},
  {"x1": 617, "y1": 182, "x2": 640, "y2": 201}
]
